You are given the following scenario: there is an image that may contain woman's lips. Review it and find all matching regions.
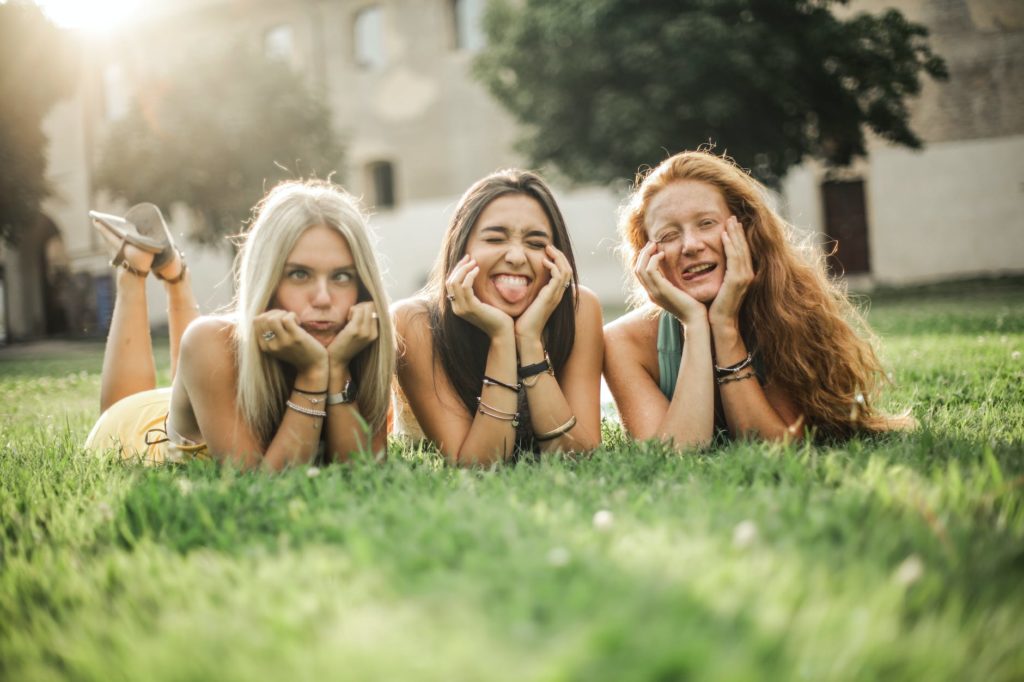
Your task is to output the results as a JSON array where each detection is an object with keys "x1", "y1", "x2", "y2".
[
  {"x1": 680, "y1": 263, "x2": 717, "y2": 281},
  {"x1": 303, "y1": 321, "x2": 339, "y2": 332},
  {"x1": 492, "y1": 274, "x2": 531, "y2": 304}
]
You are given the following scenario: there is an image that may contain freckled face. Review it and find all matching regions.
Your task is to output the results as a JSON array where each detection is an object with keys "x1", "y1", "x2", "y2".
[
  {"x1": 271, "y1": 224, "x2": 360, "y2": 347},
  {"x1": 644, "y1": 180, "x2": 730, "y2": 304},
  {"x1": 464, "y1": 194, "x2": 554, "y2": 318}
]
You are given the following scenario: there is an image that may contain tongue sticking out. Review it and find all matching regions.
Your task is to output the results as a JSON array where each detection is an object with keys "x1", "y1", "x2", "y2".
[{"x1": 493, "y1": 276, "x2": 530, "y2": 304}]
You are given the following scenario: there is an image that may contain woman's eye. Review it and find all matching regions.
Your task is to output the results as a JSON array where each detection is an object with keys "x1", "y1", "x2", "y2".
[
  {"x1": 333, "y1": 272, "x2": 354, "y2": 283},
  {"x1": 700, "y1": 220, "x2": 717, "y2": 229},
  {"x1": 484, "y1": 237, "x2": 504, "y2": 244},
  {"x1": 287, "y1": 270, "x2": 309, "y2": 280},
  {"x1": 657, "y1": 233, "x2": 680, "y2": 244},
  {"x1": 528, "y1": 241, "x2": 547, "y2": 249}
]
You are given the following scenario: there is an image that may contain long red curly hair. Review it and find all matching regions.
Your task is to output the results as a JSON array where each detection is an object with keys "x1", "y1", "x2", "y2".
[{"x1": 620, "y1": 150, "x2": 910, "y2": 439}]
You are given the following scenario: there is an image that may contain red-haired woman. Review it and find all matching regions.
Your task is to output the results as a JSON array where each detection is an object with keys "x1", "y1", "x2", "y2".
[{"x1": 604, "y1": 150, "x2": 911, "y2": 448}]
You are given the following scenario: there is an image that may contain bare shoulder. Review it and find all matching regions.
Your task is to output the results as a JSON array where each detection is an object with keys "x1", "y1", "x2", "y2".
[
  {"x1": 604, "y1": 307, "x2": 658, "y2": 350},
  {"x1": 392, "y1": 297, "x2": 431, "y2": 336},
  {"x1": 180, "y1": 315, "x2": 237, "y2": 371},
  {"x1": 574, "y1": 285, "x2": 603, "y2": 325}
]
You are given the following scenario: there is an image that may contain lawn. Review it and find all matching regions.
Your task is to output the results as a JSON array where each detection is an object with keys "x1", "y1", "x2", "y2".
[{"x1": 1, "y1": 280, "x2": 1022, "y2": 681}]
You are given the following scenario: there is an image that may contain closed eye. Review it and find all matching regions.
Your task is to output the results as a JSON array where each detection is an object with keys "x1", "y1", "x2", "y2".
[{"x1": 656, "y1": 233, "x2": 681, "y2": 244}]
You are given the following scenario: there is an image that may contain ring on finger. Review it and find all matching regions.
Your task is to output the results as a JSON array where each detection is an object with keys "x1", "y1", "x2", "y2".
[
  {"x1": 446, "y1": 294, "x2": 455, "y2": 302},
  {"x1": 261, "y1": 330, "x2": 276, "y2": 341}
]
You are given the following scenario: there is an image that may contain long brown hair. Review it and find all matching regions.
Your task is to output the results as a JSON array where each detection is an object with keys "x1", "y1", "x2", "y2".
[
  {"x1": 620, "y1": 151, "x2": 908, "y2": 439},
  {"x1": 424, "y1": 169, "x2": 579, "y2": 420}
]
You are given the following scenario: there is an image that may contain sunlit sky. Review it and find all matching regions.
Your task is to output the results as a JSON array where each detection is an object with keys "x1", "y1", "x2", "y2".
[{"x1": 30, "y1": 0, "x2": 146, "y2": 31}]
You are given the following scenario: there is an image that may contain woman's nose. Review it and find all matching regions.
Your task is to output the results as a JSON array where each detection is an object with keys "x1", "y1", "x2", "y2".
[
  {"x1": 504, "y1": 243, "x2": 527, "y2": 265},
  {"x1": 311, "y1": 278, "x2": 332, "y2": 306},
  {"x1": 681, "y1": 230, "x2": 704, "y2": 255}
]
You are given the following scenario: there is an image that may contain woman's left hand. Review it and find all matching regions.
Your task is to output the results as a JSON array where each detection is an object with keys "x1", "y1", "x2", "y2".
[
  {"x1": 709, "y1": 217, "x2": 755, "y2": 328},
  {"x1": 514, "y1": 244, "x2": 573, "y2": 342},
  {"x1": 327, "y1": 301, "x2": 379, "y2": 368}
]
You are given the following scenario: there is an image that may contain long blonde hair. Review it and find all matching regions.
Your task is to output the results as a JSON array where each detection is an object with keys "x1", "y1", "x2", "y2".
[
  {"x1": 620, "y1": 151, "x2": 908, "y2": 439},
  {"x1": 232, "y1": 180, "x2": 395, "y2": 446}
]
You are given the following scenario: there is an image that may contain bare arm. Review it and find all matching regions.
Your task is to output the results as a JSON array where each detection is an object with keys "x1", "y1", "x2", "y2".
[
  {"x1": 604, "y1": 311, "x2": 714, "y2": 448},
  {"x1": 521, "y1": 286, "x2": 603, "y2": 453},
  {"x1": 394, "y1": 300, "x2": 520, "y2": 465},
  {"x1": 177, "y1": 317, "x2": 326, "y2": 471}
]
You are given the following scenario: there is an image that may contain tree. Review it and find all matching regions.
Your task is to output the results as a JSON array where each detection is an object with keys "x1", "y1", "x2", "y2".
[
  {"x1": 95, "y1": 44, "x2": 343, "y2": 244},
  {"x1": 0, "y1": 1, "x2": 75, "y2": 244},
  {"x1": 474, "y1": 0, "x2": 948, "y2": 185}
]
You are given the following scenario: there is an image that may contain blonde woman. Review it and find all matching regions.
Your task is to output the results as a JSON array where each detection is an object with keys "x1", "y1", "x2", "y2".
[
  {"x1": 85, "y1": 180, "x2": 395, "y2": 469},
  {"x1": 604, "y1": 150, "x2": 911, "y2": 447}
]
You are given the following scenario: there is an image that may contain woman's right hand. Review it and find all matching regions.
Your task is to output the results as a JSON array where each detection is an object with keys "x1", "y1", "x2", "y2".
[
  {"x1": 446, "y1": 254, "x2": 514, "y2": 338},
  {"x1": 254, "y1": 310, "x2": 328, "y2": 371},
  {"x1": 636, "y1": 241, "x2": 707, "y2": 327}
]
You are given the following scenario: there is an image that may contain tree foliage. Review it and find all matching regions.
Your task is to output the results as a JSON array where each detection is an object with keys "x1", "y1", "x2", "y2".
[
  {"x1": 95, "y1": 45, "x2": 343, "y2": 244},
  {"x1": 474, "y1": 0, "x2": 948, "y2": 185},
  {"x1": 0, "y1": 1, "x2": 75, "y2": 244}
]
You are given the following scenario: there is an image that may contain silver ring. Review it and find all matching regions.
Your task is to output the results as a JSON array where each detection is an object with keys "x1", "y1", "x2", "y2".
[
  {"x1": 371, "y1": 312, "x2": 379, "y2": 320},
  {"x1": 446, "y1": 294, "x2": 455, "y2": 302},
  {"x1": 261, "y1": 330, "x2": 276, "y2": 341},
  {"x1": 563, "y1": 281, "x2": 571, "y2": 289}
]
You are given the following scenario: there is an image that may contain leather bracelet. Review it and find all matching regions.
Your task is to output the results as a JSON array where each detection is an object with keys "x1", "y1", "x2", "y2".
[
  {"x1": 483, "y1": 375, "x2": 521, "y2": 393},
  {"x1": 713, "y1": 352, "x2": 753, "y2": 377},
  {"x1": 518, "y1": 350, "x2": 554, "y2": 379},
  {"x1": 293, "y1": 385, "x2": 328, "y2": 395},
  {"x1": 715, "y1": 370, "x2": 757, "y2": 386}
]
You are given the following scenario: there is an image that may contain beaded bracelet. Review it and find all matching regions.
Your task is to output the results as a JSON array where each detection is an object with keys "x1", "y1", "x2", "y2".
[{"x1": 286, "y1": 400, "x2": 327, "y2": 418}]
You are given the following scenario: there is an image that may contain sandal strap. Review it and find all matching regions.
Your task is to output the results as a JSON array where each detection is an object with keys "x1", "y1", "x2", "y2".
[
  {"x1": 154, "y1": 248, "x2": 187, "y2": 284},
  {"x1": 109, "y1": 239, "x2": 150, "y2": 278}
]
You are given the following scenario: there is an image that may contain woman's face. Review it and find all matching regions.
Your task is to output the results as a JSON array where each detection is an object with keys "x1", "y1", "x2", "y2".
[
  {"x1": 271, "y1": 224, "x2": 360, "y2": 347},
  {"x1": 463, "y1": 193, "x2": 554, "y2": 318},
  {"x1": 644, "y1": 179, "x2": 732, "y2": 305}
]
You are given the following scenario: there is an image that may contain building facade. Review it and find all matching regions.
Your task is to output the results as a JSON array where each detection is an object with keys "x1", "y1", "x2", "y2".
[{"x1": 2, "y1": 0, "x2": 1021, "y2": 341}]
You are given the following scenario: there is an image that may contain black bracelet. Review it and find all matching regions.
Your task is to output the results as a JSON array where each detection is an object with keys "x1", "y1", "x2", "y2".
[
  {"x1": 713, "y1": 352, "x2": 753, "y2": 377},
  {"x1": 482, "y1": 375, "x2": 521, "y2": 393},
  {"x1": 518, "y1": 350, "x2": 554, "y2": 379},
  {"x1": 293, "y1": 385, "x2": 328, "y2": 395}
]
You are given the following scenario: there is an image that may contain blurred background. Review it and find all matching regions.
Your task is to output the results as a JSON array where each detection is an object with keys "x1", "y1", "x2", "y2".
[{"x1": 0, "y1": 0, "x2": 1021, "y2": 343}]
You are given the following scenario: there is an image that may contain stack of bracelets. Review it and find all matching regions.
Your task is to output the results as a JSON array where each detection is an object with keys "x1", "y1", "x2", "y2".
[
  {"x1": 286, "y1": 381, "x2": 356, "y2": 420},
  {"x1": 713, "y1": 352, "x2": 756, "y2": 386},
  {"x1": 474, "y1": 349, "x2": 577, "y2": 441}
]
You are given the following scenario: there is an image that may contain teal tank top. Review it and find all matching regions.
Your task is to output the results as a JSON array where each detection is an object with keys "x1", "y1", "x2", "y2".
[{"x1": 656, "y1": 310, "x2": 762, "y2": 399}]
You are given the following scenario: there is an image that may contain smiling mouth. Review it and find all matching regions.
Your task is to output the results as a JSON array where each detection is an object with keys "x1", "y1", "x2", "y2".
[
  {"x1": 681, "y1": 263, "x2": 716, "y2": 280},
  {"x1": 492, "y1": 274, "x2": 532, "y2": 304}
]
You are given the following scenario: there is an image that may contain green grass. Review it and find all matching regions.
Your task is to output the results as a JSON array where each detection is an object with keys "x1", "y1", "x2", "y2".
[{"x1": 2, "y1": 283, "x2": 1023, "y2": 681}]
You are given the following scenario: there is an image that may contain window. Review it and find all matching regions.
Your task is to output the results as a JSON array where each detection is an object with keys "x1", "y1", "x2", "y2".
[
  {"x1": 353, "y1": 5, "x2": 385, "y2": 69},
  {"x1": 264, "y1": 24, "x2": 294, "y2": 62},
  {"x1": 366, "y1": 161, "x2": 396, "y2": 209},
  {"x1": 451, "y1": 0, "x2": 485, "y2": 51},
  {"x1": 821, "y1": 179, "x2": 871, "y2": 276},
  {"x1": 102, "y1": 62, "x2": 129, "y2": 121}
]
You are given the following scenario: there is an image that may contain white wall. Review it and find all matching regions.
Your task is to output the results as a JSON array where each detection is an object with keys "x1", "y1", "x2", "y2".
[{"x1": 782, "y1": 135, "x2": 1024, "y2": 285}]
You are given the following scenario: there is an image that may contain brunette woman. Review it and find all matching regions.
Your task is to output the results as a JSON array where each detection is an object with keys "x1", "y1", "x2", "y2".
[{"x1": 393, "y1": 170, "x2": 603, "y2": 465}]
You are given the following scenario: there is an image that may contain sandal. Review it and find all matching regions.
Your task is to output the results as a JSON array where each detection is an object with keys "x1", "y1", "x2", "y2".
[
  {"x1": 124, "y1": 203, "x2": 178, "y2": 272},
  {"x1": 90, "y1": 210, "x2": 163, "y2": 277}
]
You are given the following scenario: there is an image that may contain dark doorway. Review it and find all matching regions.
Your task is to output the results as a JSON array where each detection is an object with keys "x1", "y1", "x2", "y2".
[{"x1": 821, "y1": 180, "x2": 871, "y2": 276}]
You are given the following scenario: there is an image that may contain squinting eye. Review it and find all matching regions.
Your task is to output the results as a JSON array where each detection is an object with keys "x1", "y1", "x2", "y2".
[
  {"x1": 700, "y1": 220, "x2": 717, "y2": 229},
  {"x1": 528, "y1": 242, "x2": 547, "y2": 249},
  {"x1": 657, "y1": 233, "x2": 681, "y2": 244}
]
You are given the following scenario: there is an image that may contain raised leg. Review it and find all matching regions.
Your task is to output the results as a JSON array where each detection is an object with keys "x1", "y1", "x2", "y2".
[
  {"x1": 155, "y1": 253, "x2": 199, "y2": 379},
  {"x1": 99, "y1": 256, "x2": 157, "y2": 412}
]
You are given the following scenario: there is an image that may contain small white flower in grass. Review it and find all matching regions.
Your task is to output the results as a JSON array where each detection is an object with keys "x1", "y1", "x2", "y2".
[
  {"x1": 894, "y1": 554, "x2": 924, "y2": 586},
  {"x1": 175, "y1": 478, "x2": 193, "y2": 496},
  {"x1": 732, "y1": 520, "x2": 758, "y2": 549},
  {"x1": 306, "y1": 466, "x2": 321, "y2": 478},
  {"x1": 1012, "y1": 351, "x2": 1021, "y2": 360},
  {"x1": 592, "y1": 509, "x2": 614, "y2": 532},
  {"x1": 547, "y1": 546, "x2": 571, "y2": 567},
  {"x1": 96, "y1": 502, "x2": 113, "y2": 521}
]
